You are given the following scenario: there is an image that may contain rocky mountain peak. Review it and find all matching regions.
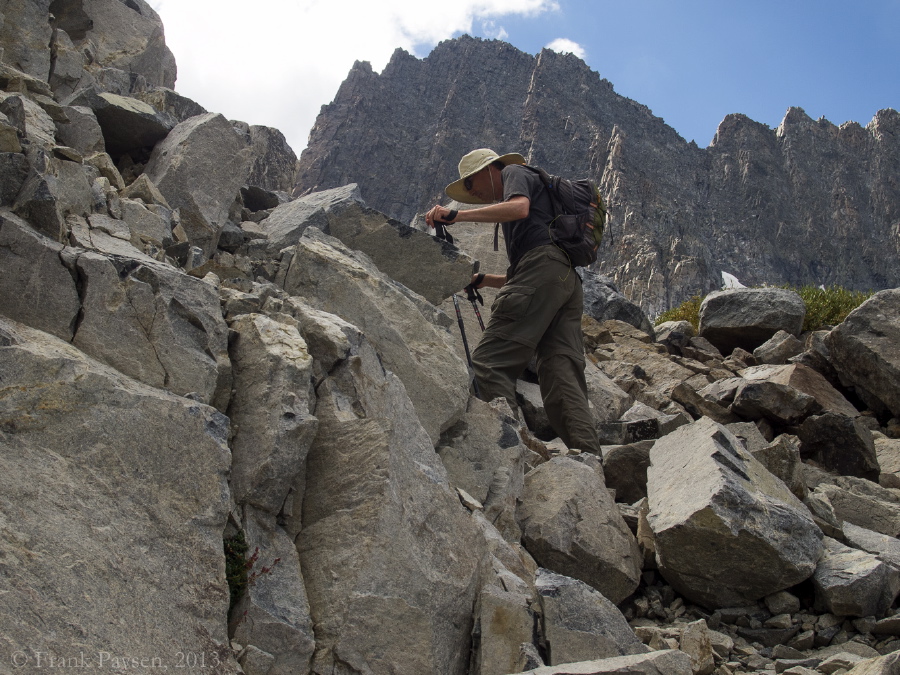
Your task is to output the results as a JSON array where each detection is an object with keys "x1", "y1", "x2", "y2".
[{"x1": 295, "y1": 36, "x2": 900, "y2": 316}]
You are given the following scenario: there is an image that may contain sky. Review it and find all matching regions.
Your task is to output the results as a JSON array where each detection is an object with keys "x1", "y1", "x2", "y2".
[{"x1": 147, "y1": 0, "x2": 900, "y2": 157}]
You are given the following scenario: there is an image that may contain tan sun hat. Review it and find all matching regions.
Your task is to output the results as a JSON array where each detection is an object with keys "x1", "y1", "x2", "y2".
[{"x1": 444, "y1": 148, "x2": 526, "y2": 204}]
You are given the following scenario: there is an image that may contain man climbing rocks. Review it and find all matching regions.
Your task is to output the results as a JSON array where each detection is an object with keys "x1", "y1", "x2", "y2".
[{"x1": 426, "y1": 148, "x2": 601, "y2": 455}]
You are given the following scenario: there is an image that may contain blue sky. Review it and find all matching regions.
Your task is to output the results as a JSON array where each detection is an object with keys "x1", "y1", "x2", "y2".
[{"x1": 150, "y1": 0, "x2": 899, "y2": 154}]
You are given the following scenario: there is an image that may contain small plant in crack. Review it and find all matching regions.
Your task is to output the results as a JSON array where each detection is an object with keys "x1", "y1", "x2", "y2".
[{"x1": 224, "y1": 530, "x2": 282, "y2": 615}]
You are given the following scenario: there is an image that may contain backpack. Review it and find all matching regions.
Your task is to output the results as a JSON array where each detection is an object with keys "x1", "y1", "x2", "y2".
[
  {"x1": 493, "y1": 166, "x2": 607, "y2": 268},
  {"x1": 532, "y1": 166, "x2": 607, "y2": 267}
]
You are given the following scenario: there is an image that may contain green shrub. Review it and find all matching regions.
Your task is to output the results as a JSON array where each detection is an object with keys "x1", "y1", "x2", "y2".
[
  {"x1": 655, "y1": 294, "x2": 703, "y2": 331},
  {"x1": 224, "y1": 530, "x2": 250, "y2": 614},
  {"x1": 791, "y1": 285, "x2": 873, "y2": 332},
  {"x1": 654, "y1": 286, "x2": 873, "y2": 333}
]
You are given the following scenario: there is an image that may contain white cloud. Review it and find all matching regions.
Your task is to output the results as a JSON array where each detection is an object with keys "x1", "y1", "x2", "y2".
[
  {"x1": 148, "y1": 0, "x2": 560, "y2": 155},
  {"x1": 545, "y1": 38, "x2": 586, "y2": 60}
]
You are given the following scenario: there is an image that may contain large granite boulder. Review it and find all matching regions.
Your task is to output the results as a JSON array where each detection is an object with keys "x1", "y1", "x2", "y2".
[
  {"x1": 0, "y1": 211, "x2": 81, "y2": 340},
  {"x1": 70, "y1": 250, "x2": 233, "y2": 411},
  {"x1": 518, "y1": 456, "x2": 642, "y2": 604},
  {"x1": 296, "y1": 327, "x2": 484, "y2": 675},
  {"x1": 0, "y1": 317, "x2": 238, "y2": 671},
  {"x1": 813, "y1": 537, "x2": 900, "y2": 618},
  {"x1": 226, "y1": 313, "x2": 318, "y2": 516},
  {"x1": 826, "y1": 289, "x2": 900, "y2": 418},
  {"x1": 798, "y1": 413, "x2": 880, "y2": 481},
  {"x1": 437, "y1": 396, "x2": 527, "y2": 541},
  {"x1": 518, "y1": 650, "x2": 693, "y2": 675},
  {"x1": 582, "y1": 271, "x2": 655, "y2": 336},
  {"x1": 65, "y1": 89, "x2": 176, "y2": 157},
  {"x1": 258, "y1": 183, "x2": 365, "y2": 252},
  {"x1": 535, "y1": 569, "x2": 648, "y2": 666},
  {"x1": 281, "y1": 227, "x2": 469, "y2": 444},
  {"x1": 145, "y1": 112, "x2": 252, "y2": 255},
  {"x1": 699, "y1": 288, "x2": 806, "y2": 355},
  {"x1": 647, "y1": 418, "x2": 823, "y2": 609}
]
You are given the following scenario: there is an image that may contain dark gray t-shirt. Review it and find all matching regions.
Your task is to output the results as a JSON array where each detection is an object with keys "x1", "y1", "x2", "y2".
[{"x1": 501, "y1": 164, "x2": 554, "y2": 269}]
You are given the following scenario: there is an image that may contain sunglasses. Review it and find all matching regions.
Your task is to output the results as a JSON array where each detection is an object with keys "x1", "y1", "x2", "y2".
[{"x1": 463, "y1": 175, "x2": 474, "y2": 191}]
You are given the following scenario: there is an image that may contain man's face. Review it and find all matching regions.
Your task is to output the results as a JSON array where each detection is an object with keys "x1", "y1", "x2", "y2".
[{"x1": 465, "y1": 166, "x2": 501, "y2": 203}]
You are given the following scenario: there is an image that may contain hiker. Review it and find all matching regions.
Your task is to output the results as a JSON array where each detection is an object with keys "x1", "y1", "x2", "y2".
[{"x1": 425, "y1": 148, "x2": 601, "y2": 454}]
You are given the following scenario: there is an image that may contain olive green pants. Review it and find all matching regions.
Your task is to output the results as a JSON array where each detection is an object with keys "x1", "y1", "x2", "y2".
[{"x1": 471, "y1": 245, "x2": 600, "y2": 454}]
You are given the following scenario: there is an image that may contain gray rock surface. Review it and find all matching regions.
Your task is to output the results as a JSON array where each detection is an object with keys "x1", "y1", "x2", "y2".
[
  {"x1": 145, "y1": 112, "x2": 252, "y2": 255},
  {"x1": 281, "y1": 227, "x2": 469, "y2": 444},
  {"x1": 0, "y1": 211, "x2": 81, "y2": 340},
  {"x1": 518, "y1": 649, "x2": 693, "y2": 675},
  {"x1": 0, "y1": 316, "x2": 238, "y2": 672},
  {"x1": 535, "y1": 569, "x2": 648, "y2": 665},
  {"x1": 259, "y1": 183, "x2": 365, "y2": 252},
  {"x1": 699, "y1": 288, "x2": 806, "y2": 355},
  {"x1": 438, "y1": 397, "x2": 527, "y2": 541},
  {"x1": 798, "y1": 413, "x2": 880, "y2": 481},
  {"x1": 71, "y1": 250, "x2": 233, "y2": 411},
  {"x1": 813, "y1": 537, "x2": 900, "y2": 617},
  {"x1": 827, "y1": 289, "x2": 900, "y2": 418},
  {"x1": 296, "y1": 329, "x2": 484, "y2": 675},
  {"x1": 518, "y1": 457, "x2": 642, "y2": 603},
  {"x1": 227, "y1": 313, "x2": 318, "y2": 515},
  {"x1": 647, "y1": 418, "x2": 823, "y2": 608},
  {"x1": 582, "y1": 271, "x2": 654, "y2": 335}
]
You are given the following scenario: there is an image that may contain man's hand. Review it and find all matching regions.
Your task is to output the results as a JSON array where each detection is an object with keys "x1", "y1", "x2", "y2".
[{"x1": 425, "y1": 205, "x2": 457, "y2": 229}]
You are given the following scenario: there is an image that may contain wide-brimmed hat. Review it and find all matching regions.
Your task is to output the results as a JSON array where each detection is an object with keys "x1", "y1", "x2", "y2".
[{"x1": 444, "y1": 148, "x2": 526, "y2": 204}]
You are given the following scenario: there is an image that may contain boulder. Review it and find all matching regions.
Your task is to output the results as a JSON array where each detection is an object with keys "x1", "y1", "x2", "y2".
[
  {"x1": 324, "y1": 201, "x2": 475, "y2": 305},
  {"x1": 740, "y1": 363, "x2": 859, "y2": 418},
  {"x1": 730, "y1": 379, "x2": 822, "y2": 426},
  {"x1": 699, "y1": 287, "x2": 806, "y2": 355},
  {"x1": 135, "y1": 87, "x2": 208, "y2": 124},
  {"x1": 0, "y1": 316, "x2": 238, "y2": 671},
  {"x1": 226, "y1": 314, "x2": 318, "y2": 516},
  {"x1": 145, "y1": 112, "x2": 252, "y2": 255},
  {"x1": 845, "y1": 652, "x2": 900, "y2": 675},
  {"x1": 798, "y1": 413, "x2": 879, "y2": 481},
  {"x1": 582, "y1": 271, "x2": 655, "y2": 336},
  {"x1": 69, "y1": 250, "x2": 232, "y2": 411},
  {"x1": 518, "y1": 650, "x2": 693, "y2": 675},
  {"x1": 813, "y1": 537, "x2": 900, "y2": 617},
  {"x1": 842, "y1": 522, "x2": 900, "y2": 571},
  {"x1": 585, "y1": 360, "x2": 633, "y2": 423},
  {"x1": 119, "y1": 197, "x2": 172, "y2": 245},
  {"x1": 296, "y1": 328, "x2": 484, "y2": 675},
  {"x1": 236, "y1": 123, "x2": 298, "y2": 193},
  {"x1": 0, "y1": 0, "x2": 53, "y2": 80},
  {"x1": 470, "y1": 513, "x2": 540, "y2": 675},
  {"x1": 813, "y1": 479, "x2": 900, "y2": 538},
  {"x1": 13, "y1": 159, "x2": 94, "y2": 241},
  {"x1": 826, "y1": 289, "x2": 900, "y2": 418},
  {"x1": 229, "y1": 507, "x2": 316, "y2": 675},
  {"x1": 535, "y1": 569, "x2": 648, "y2": 666},
  {"x1": 0, "y1": 211, "x2": 81, "y2": 340},
  {"x1": 753, "y1": 330, "x2": 804, "y2": 365},
  {"x1": 678, "y1": 619, "x2": 716, "y2": 675},
  {"x1": 258, "y1": 183, "x2": 365, "y2": 252},
  {"x1": 437, "y1": 397, "x2": 527, "y2": 541},
  {"x1": 0, "y1": 152, "x2": 30, "y2": 206},
  {"x1": 76, "y1": 0, "x2": 177, "y2": 89},
  {"x1": 876, "y1": 437, "x2": 900, "y2": 490},
  {"x1": 281, "y1": 227, "x2": 469, "y2": 444},
  {"x1": 66, "y1": 89, "x2": 176, "y2": 157},
  {"x1": 647, "y1": 418, "x2": 823, "y2": 609},
  {"x1": 55, "y1": 105, "x2": 106, "y2": 155},
  {"x1": 602, "y1": 440, "x2": 654, "y2": 504},
  {"x1": 653, "y1": 320, "x2": 695, "y2": 355},
  {"x1": 518, "y1": 456, "x2": 642, "y2": 603}
]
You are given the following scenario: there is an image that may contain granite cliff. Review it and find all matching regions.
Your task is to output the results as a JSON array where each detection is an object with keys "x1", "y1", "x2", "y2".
[{"x1": 295, "y1": 36, "x2": 900, "y2": 315}]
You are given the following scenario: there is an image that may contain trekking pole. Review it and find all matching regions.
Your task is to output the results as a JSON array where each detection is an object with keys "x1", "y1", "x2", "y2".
[
  {"x1": 464, "y1": 260, "x2": 486, "y2": 332},
  {"x1": 452, "y1": 293, "x2": 480, "y2": 398}
]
